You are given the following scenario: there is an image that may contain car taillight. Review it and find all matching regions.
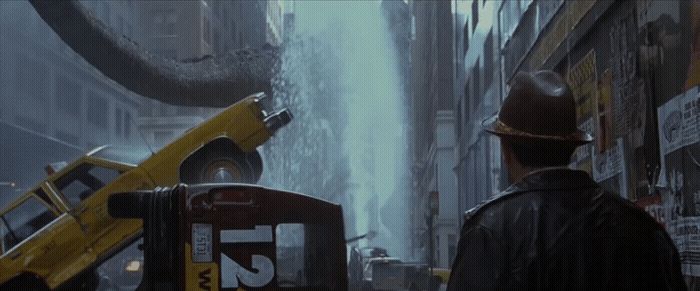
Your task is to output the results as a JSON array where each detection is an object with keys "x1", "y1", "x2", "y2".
[
  {"x1": 125, "y1": 260, "x2": 142, "y2": 272},
  {"x1": 211, "y1": 189, "x2": 256, "y2": 207},
  {"x1": 264, "y1": 109, "x2": 293, "y2": 134}
]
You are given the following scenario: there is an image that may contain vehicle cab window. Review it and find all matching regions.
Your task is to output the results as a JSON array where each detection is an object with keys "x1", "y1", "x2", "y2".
[
  {"x1": 1, "y1": 196, "x2": 57, "y2": 253},
  {"x1": 0, "y1": 220, "x2": 11, "y2": 254},
  {"x1": 53, "y1": 163, "x2": 121, "y2": 207},
  {"x1": 275, "y1": 223, "x2": 338, "y2": 288}
]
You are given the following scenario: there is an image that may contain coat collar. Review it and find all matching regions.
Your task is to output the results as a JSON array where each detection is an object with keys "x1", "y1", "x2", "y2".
[
  {"x1": 463, "y1": 168, "x2": 599, "y2": 222},
  {"x1": 502, "y1": 167, "x2": 598, "y2": 195}
]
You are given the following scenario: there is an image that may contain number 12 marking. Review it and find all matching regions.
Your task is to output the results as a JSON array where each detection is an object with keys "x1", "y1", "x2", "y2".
[{"x1": 220, "y1": 225, "x2": 275, "y2": 288}]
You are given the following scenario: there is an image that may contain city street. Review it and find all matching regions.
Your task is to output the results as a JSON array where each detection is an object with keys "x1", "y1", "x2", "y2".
[{"x1": 0, "y1": 0, "x2": 698, "y2": 290}]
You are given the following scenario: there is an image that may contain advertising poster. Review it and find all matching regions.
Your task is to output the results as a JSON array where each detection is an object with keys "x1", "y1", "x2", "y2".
[
  {"x1": 568, "y1": 50, "x2": 597, "y2": 173},
  {"x1": 610, "y1": 8, "x2": 642, "y2": 136},
  {"x1": 570, "y1": 118, "x2": 594, "y2": 172},
  {"x1": 667, "y1": 217, "x2": 700, "y2": 276},
  {"x1": 592, "y1": 137, "x2": 624, "y2": 183},
  {"x1": 657, "y1": 87, "x2": 700, "y2": 156},
  {"x1": 685, "y1": 0, "x2": 700, "y2": 90},
  {"x1": 568, "y1": 50, "x2": 597, "y2": 122},
  {"x1": 658, "y1": 86, "x2": 700, "y2": 275},
  {"x1": 596, "y1": 69, "x2": 615, "y2": 153},
  {"x1": 638, "y1": 0, "x2": 686, "y2": 104}
]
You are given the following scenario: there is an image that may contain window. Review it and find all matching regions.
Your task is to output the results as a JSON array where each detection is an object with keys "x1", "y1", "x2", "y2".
[
  {"x1": 87, "y1": 92, "x2": 108, "y2": 128},
  {"x1": 231, "y1": 20, "x2": 237, "y2": 42},
  {"x1": 29, "y1": 59, "x2": 48, "y2": 101},
  {"x1": 152, "y1": 9, "x2": 177, "y2": 36},
  {"x1": 276, "y1": 223, "x2": 338, "y2": 288},
  {"x1": 456, "y1": 100, "x2": 462, "y2": 137},
  {"x1": 153, "y1": 10, "x2": 164, "y2": 27},
  {"x1": 484, "y1": 29, "x2": 494, "y2": 90},
  {"x1": 223, "y1": 8, "x2": 228, "y2": 24},
  {"x1": 14, "y1": 56, "x2": 46, "y2": 101},
  {"x1": 214, "y1": 30, "x2": 221, "y2": 53},
  {"x1": 55, "y1": 75, "x2": 82, "y2": 117},
  {"x1": 167, "y1": 10, "x2": 178, "y2": 35},
  {"x1": 0, "y1": 221, "x2": 10, "y2": 253},
  {"x1": 464, "y1": 80, "x2": 471, "y2": 118},
  {"x1": 472, "y1": 0, "x2": 479, "y2": 30},
  {"x1": 13, "y1": 56, "x2": 28, "y2": 92},
  {"x1": 115, "y1": 108, "x2": 132, "y2": 139},
  {"x1": 53, "y1": 163, "x2": 121, "y2": 207},
  {"x1": 124, "y1": 112, "x2": 132, "y2": 139},
  {"x1": 115, "y1": 108, "x2": 123, "y2": 137},
  {"x1": 1, "y1": 196, "x2": 57, "y2": 252},
  {"x1": 276, "y1": 223, "x2": 307, "y2": 286},
  {"x1": 35, "y1": 188, "x2": 53, "y2": 207},
  {"x1": 203, "y1": 17, "x2": 211, "y2": 45},
  {"x1": 463, "y1": 23, "x2": 469, "y2": 55},
  {"x1": 472, "y1": 58, "x2": 481, "y2": 108}
]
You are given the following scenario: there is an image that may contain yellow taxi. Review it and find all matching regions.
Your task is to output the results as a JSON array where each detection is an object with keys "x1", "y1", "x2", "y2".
[
  {"x1": 0, "y1": 94, "x2": 291, "y2": 290},
  {"x1": 432, "y1": 268, "x2": 451, "y2": 285}
]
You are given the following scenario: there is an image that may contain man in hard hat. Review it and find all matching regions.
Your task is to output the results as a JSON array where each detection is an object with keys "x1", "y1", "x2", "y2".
[{"x1": 447, "y1": 70, "x2": 685, "y2": 290}]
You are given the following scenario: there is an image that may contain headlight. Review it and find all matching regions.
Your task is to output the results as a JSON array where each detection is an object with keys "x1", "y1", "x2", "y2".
[{"x1": 125, "y1": 260, "x2": 142, "y2": 272}]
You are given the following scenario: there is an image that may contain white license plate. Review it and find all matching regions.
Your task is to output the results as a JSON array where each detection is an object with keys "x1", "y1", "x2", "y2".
[{"x1": 192, "y1": 223, "x2": 213, "y2": 262}]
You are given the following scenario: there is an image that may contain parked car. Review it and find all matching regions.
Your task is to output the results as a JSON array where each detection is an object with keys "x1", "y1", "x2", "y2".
[{"x1": 0, "y1": 94, "x2": 291, "y2": 290}]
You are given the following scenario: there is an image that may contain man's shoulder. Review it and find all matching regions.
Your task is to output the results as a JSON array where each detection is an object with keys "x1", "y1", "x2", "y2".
[
  {"x1": 463, "y1": 186, "x2": 659, "y2": 228},
  {"x1": 601, "y1": 190, "x2": 665, "y2": 228},
  {"x1": 462, "y1": 186, "x2": 539, "y2": 222}
]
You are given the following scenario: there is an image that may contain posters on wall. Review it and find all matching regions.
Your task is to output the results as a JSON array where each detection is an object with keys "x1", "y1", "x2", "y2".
[
  {"x1": 610, "y1": 8, "x2": 643, "y2": 137},
  {"x1": 657, "y1": 86, "x2": 700, "y2": 276},
  {"x1": 568, "y1": 50, "x2": 597, "y2": 122},
  {"x1": 570, "y1": 118, "x2": 594, "y2": 172},
  {"x1": 684, "y1": 0, "x2": 700, "y2": 90},
  {"x1": 596, "y1": 70, "x2": 615, "y2": 153},
  {"x1": 568, "y1": 50, "x2": 597, "y2": 173},
  {"x1": 657, "y1": 87, "x2": 700, "y2": 157},
  {"x1": 592, "y1": 137, "x2": 624, "y2": 183},
  {"x1": 667, "y1": 217, "x2": 700, "y2": 276},
  {"x1": 638, "y1": 0, "x2": 686, "y2": 104},
  {"x1": 567, "y1": 49, "x2": 627, "y2": 187},
  {"x1": 561, "y1": 0, "x2": 700, "y2": 277}
]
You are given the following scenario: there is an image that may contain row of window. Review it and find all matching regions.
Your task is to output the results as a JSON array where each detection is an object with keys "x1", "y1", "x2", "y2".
[
  {"x1": 460, "y1": 1, "x2": 495, "y2": 131},
  {"x1": 97, "y1": 3, "x2": 135, "y2": 39},
  {"x1": 11, "y1": 56, "x2": 134, "y2": 143}
]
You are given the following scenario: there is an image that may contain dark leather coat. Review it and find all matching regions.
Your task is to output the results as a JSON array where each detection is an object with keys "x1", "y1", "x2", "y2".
[{"x1": 447, "y1": 169, "x2": 686, "y2": 290}]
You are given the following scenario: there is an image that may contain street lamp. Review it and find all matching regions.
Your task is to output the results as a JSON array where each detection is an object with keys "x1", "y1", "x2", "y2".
[
  {"x1": 0, "y1": 182, "x2": 16, "y2": 187},
  {"x1": 427, "y1": 190, "x2": 439, "y2": 280}
]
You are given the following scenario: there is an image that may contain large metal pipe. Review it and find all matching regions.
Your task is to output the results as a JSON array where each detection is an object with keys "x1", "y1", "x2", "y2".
[{"x1": 29, "y1": 0, "x2": 279, "y2": 107}]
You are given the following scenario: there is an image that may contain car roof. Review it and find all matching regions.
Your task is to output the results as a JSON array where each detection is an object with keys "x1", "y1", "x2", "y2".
[
  {"x1": 367, "y1": 257, "x2": 401, "y2": 263},
  {"x1": 87, "y1": 145, "x2": 152, "y2": 166}
]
